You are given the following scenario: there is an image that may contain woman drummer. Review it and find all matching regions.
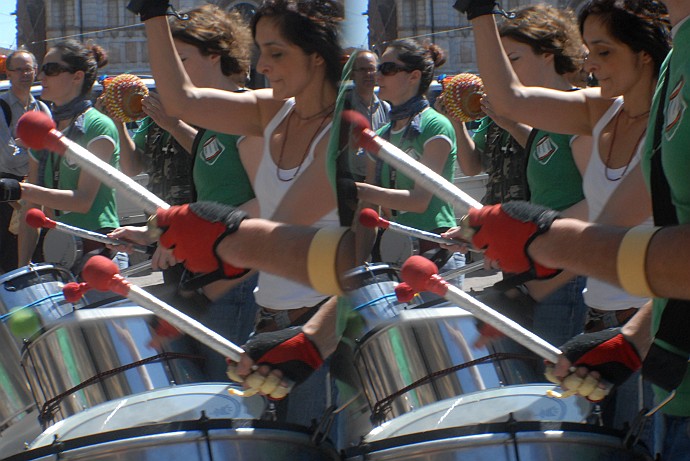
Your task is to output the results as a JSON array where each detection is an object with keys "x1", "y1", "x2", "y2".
[
  {"x1": 13, "y1": 40, "x2": 122, "y2": 269},
  {"x1": 131, "y1": 0, "x2": 343, "y2": 427}
]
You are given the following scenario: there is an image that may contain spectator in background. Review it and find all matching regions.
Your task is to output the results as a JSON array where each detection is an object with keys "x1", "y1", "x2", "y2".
[
  {"x1": 345, "y1": 49, "x2": 389, "y2": 181},
  {"x1": 0, "y1": 49, "x2": 50, "y2": 273}
]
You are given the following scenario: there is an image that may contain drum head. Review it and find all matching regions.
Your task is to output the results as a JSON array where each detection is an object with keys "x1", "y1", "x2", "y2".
[
  {"x1": 365, "y1": 384, "x2": 592, "y2": 442},
  {"x1": 30, "y1": 383, "x2": 267, "y2": 448},
  {"x1": 42, "y1": 230, "x2": 83, "y2": 270}
]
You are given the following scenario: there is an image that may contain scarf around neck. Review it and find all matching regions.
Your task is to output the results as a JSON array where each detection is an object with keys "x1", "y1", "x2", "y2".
[{"x1": 51, "y1": 96, "x2": 92, "y2": 122}]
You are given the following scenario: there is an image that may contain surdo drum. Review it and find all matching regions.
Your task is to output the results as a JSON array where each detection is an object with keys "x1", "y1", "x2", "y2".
[{"x1": 0, "y1": 264, "x2": 88, "y2": 456}]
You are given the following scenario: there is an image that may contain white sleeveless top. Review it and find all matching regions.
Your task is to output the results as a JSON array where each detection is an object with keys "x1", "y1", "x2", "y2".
[
  {"x1": 253, "y1": 98, "x2": 340, "y2": 309},
  {"x1": 582, "y1": 96, "x2": 652, "y2": 310}
]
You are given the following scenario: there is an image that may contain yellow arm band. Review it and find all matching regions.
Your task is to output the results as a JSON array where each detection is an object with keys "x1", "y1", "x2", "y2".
[
  {"x1": 308, "y1": 227, "x2": 348, "y2": 296},
  {"x1": 617, "y1": 225, "x2": 661, "y2": 298}
]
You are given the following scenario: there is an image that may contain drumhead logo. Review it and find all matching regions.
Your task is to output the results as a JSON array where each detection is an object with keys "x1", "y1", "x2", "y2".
[
  {"x1": 533, "y1": 135, "x2": 557, "y2": 165},
  {"x1": 665, "y1": 76, "x2": 686, "y2": 141},
  {"x1": 201, "y1": 136, "x2": 225, "y2": 165}
]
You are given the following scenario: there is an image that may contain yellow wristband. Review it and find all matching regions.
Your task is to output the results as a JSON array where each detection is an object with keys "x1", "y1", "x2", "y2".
[
  {"x1": 308, "y1": 227, "x2": 348, "y2": 296},
  {"x1": 617, "y1": 225, "x2": 661, "y2": 298}
]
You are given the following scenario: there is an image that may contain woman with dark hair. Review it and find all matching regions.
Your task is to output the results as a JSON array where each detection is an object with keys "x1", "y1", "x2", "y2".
[
  {"x1": 354, "y1": 39, "x2": 464, "y2": 279},
  {"x1": 13, "y1": 40, "x2": 122, "y2": 269},
  {"x1": 130, "y1": 0, "x2": 344, "y2": 427},
  {"x1": 450, "y1": 0, "x2": 671, "y2": 448}
]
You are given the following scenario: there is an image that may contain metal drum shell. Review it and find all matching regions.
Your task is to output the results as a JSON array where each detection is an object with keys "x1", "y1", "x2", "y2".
[
  {"x1": 42, "y1": 230, "x2": 84, "y2": 272},
  {"x1": 0, "y1": 265, "x2": 85, "y2": 445},
  {"x1": 21, "y1": 301, "x2": 205, "y2": 426},
  {"x1": 354, "y1": 307, "x2": 543, "y2": 421},
  {"x1": 5, "y1": 421, "x2": 339, "y2": 461},
  {"x1": 345, "y1": 422, "x2": 652, "y2": 461}
]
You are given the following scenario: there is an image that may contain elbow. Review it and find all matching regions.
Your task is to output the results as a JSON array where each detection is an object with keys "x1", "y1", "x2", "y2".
[{"x1": 160, "y1": 85, "x2": 196, "y2": 119}]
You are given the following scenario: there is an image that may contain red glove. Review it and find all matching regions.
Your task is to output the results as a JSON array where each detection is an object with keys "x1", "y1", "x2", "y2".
[
  {"x1": 468, "y1": 201, "x2": 560, "y2": 278},
  {"x1": 243, "y1": 327, "x2": 324, "y2": 385},
  {"x1": 560, "y1": 328, "x2": 642, "y2": 387},
  {"x1": 156, "y1": 202, "x2": 248, "y2": 277}
]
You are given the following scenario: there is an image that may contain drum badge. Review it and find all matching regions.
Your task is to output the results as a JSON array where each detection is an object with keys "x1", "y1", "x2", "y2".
[
  {"x1": 202, "y1": 136, "x2": 224, "y2": 165},
  {"x1": 534, "y1": 135, "x2": 557, "y2": 165},
  {"x1": 665, "y1": 76, "x2": 686, "y2": 142}
]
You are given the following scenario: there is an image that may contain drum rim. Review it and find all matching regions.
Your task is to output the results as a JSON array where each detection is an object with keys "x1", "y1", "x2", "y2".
[
  {"x1": 8, "y1": 419, "x2": 335, "y2": 461},
  {"x1": 344, "y1": 421, "x2": 630, "y2": 457},
  {"x1": 342, "y1": 263, "x2": 400, "y2": 292}
]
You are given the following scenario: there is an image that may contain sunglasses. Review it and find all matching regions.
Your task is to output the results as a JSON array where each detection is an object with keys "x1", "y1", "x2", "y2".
[
  {"x1": 377, "y1": 62, "x2": 413, "y2": 76},
  {"x1": 41, "y1": 62, "x2": 75, "y2": 77}
]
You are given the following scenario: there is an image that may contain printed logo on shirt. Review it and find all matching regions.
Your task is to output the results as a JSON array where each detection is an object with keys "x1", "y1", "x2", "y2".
[
  {"x1": 201, "y1": 135, "x2": 225, "y2": 165},
  {"x1": 533, "y1": 135, "x2": 558, "y2": 165},
  {"x1": 665, "y1": 76, "x2": 686, "y2": 141},
  {"x1": 63, "y1": 156, "x2": 79, "y2": 170},
  {"x1": 405, "y1": 147, "x2": 422, "y2": 162}
]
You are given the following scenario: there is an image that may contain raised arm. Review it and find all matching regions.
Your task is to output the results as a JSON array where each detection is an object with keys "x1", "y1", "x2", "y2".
[
  {"x1": 470, "y1": 14, "x2": 604, "y2": 136},
  {"x1": 142, "y1": 16, "x2": 277, "y2": 137}
]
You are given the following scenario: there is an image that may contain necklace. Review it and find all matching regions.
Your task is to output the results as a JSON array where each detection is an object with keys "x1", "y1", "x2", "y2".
[
  {"x1": 604, "y1": 108, "x2": 648, "y2": 181},
  {"x1": 276, "y1": 107, "x2": 332, "y2": 182},
  {"x1": 292, "y1": 103, "x2": 336, "y2": 121}
]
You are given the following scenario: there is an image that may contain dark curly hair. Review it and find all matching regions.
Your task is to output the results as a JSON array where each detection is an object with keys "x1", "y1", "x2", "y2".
[
  {"x1": 251, "y1": 0, "x2": 344, "y2": 86},
  {"x1": 51, "y1": 40, "x2": 108, "y2": 96},
  {"x1": 499, "y1": 4, "x2": 585, "y2": 76},
  {"x1": 578, "y1": 0, "x2": 671, "y2": 77},
  {"x1": 170, "y1": 4, "x2": 252, "y2": 77},
  {"x1": 385, "y1": 39, "x2": 446, "y2": 96}
]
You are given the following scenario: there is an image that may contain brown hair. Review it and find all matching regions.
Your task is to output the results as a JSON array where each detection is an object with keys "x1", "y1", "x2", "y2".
[
  {"x1": 170, "y1": 4, "x2": 253, "y2": 77},
  {"x1": 499, "y1": 4, "x2": 585, "y2": 76},
  {"x1": 386, "y1": 39, "x2": 446, "y2": 96}
]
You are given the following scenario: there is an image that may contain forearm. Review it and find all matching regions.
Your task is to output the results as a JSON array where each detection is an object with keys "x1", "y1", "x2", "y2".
[
  {"x1": 356, "y1": 182, "x2": 428, "y2": 213},
  {"x1": 302, "y1": 296, "x2": 340, "y2": 358},
  {"x1": 501, "y1": 122, "x2": 532, "y2": 148},
  {"x1": 529, "y1": 220, "x2": 690, "y2": 300},
  {"x1": 20, "y1": 183, "x2": 94, "y2": 214},
  {"x1": 621, "y1": 301, "x2": 653, "y2": 358},
  {"x1": 116, "y1": 122, "x2": 144, "y2": 176},
  {"x1": 453, "y1": 120, "x2": 483, "y2": 176},
  {"x1": 215, "y1": 219, "x2": 357, "y2": 290},
  {"x1": 166, "y1": 120, "x2": 197, "y2": 154},
  {"x1": 144, "y1": 18, "x2": 194, "y2": 118}
]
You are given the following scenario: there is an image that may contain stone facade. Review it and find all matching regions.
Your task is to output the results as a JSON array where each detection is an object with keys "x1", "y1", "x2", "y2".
[{"x1": 369, "y1": 0, "x2": 585, "y2": 75}]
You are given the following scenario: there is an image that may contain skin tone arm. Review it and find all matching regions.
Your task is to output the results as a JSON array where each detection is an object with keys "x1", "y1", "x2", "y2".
[
  {"x1": 111, "y1": 93, "x2": 198, "y2": 176},
  {"x1": 144, "y1": 17, "x2": 280, "y2": 137},
  {"x1": 355, "y1": 137, "x2": 452, "y2": 213},
  {"x1": 471, "y1": 15, "x2": 608, "y2": 136}
]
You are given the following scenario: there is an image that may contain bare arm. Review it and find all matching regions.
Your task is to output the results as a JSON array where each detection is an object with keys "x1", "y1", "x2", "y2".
[
  {"x1": 529, "y1": 219, "x2": 690, "y2": 300},
  {"x1": 20, "y1": 138, "x2": 115, "y2": 214},
  {"x1": 356, "y1": 137, "x2": 452, "y2": 213},
  {"x1": 471, "y1": 15, "x2": 605, "y2": 136},
  {"x1": 452, "y1": 118, "x2": 483, "y2": 176},
  {"x1": 144, "y1": 17, "x2": 279, "y2": 137}
]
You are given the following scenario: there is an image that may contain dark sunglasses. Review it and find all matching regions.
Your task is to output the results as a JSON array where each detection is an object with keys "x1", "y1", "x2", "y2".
[
  {"x1": 377, "y1": 62, "x2": 413, "y2": 76},
  {"x1": 41, "y1": 62, "x2": 75, "y2": 77}
]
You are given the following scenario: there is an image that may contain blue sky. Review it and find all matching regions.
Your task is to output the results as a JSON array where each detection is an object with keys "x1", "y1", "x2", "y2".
[{"x1": 0, "y1": 3, "x2": 16, "y2": 51}]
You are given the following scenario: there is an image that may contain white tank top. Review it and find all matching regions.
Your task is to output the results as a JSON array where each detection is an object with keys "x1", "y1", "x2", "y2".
[
  {"x1": 582, "y1": 96, "x2": 651, "y2": 310},
  {"x1": 253, "y1": 98, "x2": 340, "y2": 309}
]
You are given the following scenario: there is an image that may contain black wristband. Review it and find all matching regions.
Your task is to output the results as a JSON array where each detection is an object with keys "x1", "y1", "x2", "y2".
[
  {"x1": 127, "y1": 0, "x2": 170, "y2": 21},
  {"x1": 453, "y1": 0, "x2": 498, "y2": 20},
  {"x1": 0, "y1": 178, "x2": 22, "y2": 202}
]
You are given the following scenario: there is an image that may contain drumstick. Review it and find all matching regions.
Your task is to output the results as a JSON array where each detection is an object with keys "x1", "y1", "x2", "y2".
[
  {"x1": 359, "y1": 208, "x2": 461, "y2": 246},
  {"x1": 400, "y1": 255, "x2": 562, "y2": 364},
  {"x1": 343, "y1": 110, "x2": 483, "y2": 218},
  {"x1": 25, "y1": 208, "x2": 153, "y2": 254},
  {"x1": 67, "y1": 255, "x2": 244, "y2": 362},
  {"x1": 16, "y1": 111, "x2": 169, "y2": 214}
]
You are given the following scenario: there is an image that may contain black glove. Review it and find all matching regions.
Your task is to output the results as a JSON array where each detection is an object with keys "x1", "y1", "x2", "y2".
[
  {"x1": 560, "y1": 328, "x2": 642, "y2": 387},
  {"x1": 243, "y1": 326, "x2": 324, "y2": 385},
  {"x1": 453, "y1": 0, "x2": 498, "y2": 20},
  {"x1": 127, "y1": 0, "x2": 170, "y2": 21},
  {"x1": 0, "y1": 178, "x2": 21, "y2": 202}
]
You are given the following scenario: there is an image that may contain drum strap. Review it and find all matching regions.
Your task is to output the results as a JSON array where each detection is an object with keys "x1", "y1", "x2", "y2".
[{"x1": 643, "y1": 61, "x2": 690, "y2": 392}]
